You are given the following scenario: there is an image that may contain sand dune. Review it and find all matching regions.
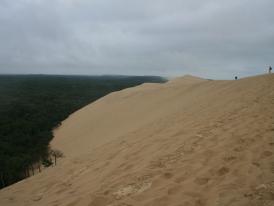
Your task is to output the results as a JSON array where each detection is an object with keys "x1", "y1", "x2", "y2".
[{"x1": 0, "y1": 74, "x2": 274, "y2": 206}]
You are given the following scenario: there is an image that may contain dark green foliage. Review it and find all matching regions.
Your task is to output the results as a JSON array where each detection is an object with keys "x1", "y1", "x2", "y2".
[
  {"x1": 42, "y1": 159, "x2": 53, "y2": 167},
  {"x1": 0, "y1": 75, "x2": 166, "y2": 189}
]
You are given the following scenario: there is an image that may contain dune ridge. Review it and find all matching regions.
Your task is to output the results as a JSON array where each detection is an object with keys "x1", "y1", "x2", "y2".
[{"x1": 0, "y1": 74, "x2": 274, "y2": 206}]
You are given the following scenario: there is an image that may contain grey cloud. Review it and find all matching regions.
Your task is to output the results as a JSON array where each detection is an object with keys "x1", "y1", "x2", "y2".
[{"x1": 0, "y1": 0, "x2": 273, "y2": 79}]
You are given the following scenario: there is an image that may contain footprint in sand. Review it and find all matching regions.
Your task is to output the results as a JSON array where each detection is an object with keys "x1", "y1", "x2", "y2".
[
  {"x1": 233, "y1": 146, "x2": 244, "y2": 152},
  {"x1": 7, "y1": 196, "x2": 15, "y2": 201},
  {"x1": 149, "y1": 160, "x2": 166, "y2": 169},
  {"x1": 223, "y1": 155, "x2": 237, "y2": 162},
  {"x1": 113, "y1": 181, "x2": 152, "y2": 200},
  {"x1": 261, "y1": 151, "x2": 273, "y2": 158},
  {"x1": 252, "y1": 162, "x2": 260, "y2": 167},
  {"x1": 194, "y1": 177, "x2": 210, "y2": 185},
  {"x1": 217, "y1": 167, "x2": 230, "y2": 176},
  {"x1": 163, "y1": 172, "x2": 173, "y2": 179},
  {"x1": 32, "y1": 193, "x2": 43, "y2": 202},
  {"x1": 118, "y1": 163, "x2": 134, "y2": 171}
]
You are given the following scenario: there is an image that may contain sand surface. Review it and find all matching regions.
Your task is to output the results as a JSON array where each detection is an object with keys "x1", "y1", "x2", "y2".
[{"x1": 0, "y1": 74, "x2": 274, "y2": 206}]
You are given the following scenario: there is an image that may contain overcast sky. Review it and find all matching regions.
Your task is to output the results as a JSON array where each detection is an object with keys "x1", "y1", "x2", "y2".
[{"x1": 0, "y1": 0, "x2": 273, "y2": 79}]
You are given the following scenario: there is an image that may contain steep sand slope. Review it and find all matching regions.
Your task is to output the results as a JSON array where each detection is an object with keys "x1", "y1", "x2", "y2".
[
  {"x1": 0, "y1": 74, "x2": 274, "y2": 206},
  {"x1": 51, "y1": 75, "x2": 206, "y2": 157}
]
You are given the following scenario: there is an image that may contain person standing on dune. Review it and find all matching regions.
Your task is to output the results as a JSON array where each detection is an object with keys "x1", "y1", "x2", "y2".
[{"x1": 269, "y1": 66, "x2": 272, "y2": 74}]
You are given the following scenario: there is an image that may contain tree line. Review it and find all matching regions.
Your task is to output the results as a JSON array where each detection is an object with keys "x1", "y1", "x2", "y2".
[{"x1": 0, "y1": 75, "x2": 166, "y2": 189}]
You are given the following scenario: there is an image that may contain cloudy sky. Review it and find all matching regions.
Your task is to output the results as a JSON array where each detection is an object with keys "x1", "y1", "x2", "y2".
[{"x1": 0, "y1": 0, "x2": 273, "y2": 79}]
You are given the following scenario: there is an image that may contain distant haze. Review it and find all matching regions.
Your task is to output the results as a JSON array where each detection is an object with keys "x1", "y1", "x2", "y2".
[{"x1": 0, "y1": 0, "x2": 273, "y2": 79}]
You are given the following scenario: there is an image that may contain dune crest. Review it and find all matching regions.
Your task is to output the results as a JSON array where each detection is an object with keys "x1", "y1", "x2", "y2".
[{"x1": 0, "y1": 74, "x2": 274, "y2": 206}]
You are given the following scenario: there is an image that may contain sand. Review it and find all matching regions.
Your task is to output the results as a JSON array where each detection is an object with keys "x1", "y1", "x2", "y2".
[{"x1": 0, "y1": 74, "x2": 274, "y2": 206}]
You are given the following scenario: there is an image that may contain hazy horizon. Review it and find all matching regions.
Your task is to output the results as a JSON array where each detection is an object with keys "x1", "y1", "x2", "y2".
[{"x1": 0, "y1": 72, "x2": 268, "y2": 80}]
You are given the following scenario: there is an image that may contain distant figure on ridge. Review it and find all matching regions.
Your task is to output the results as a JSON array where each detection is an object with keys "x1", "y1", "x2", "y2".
[
  {"x1": 235, "y1": 76, "x2": 238, "y2": 80},
  {"x1": 269, "y1": 66, "x2": 272, "y2": 74}
]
